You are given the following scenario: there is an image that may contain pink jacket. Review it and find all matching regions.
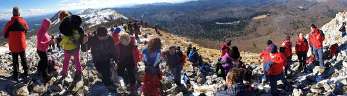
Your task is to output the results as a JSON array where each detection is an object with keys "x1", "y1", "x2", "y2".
[{"x1": 36, "y1": 19, "x2": 51, "y2": 52}]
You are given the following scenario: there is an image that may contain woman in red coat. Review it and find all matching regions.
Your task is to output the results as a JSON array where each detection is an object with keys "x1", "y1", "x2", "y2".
[
  {"x1": 3, "y1": 7, "x2": 29, "y2": 80},
  {"x1": 295, "y1": 33, "x2": 309, "y2": 72}
]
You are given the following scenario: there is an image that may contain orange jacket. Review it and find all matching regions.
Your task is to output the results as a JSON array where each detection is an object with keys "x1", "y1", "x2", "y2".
[
  {"x1": 309, "y1": 28, "x2": 325, "y2": 49},
  {"x1": 268, "y1": 53, "x2": 285, "y2": 76},
  {"x1": 295, "y1": 38, "x2": 309, "y2": 53},
  {"x1": 3, "y1": 16, "x2": 29, "y2": 53}
]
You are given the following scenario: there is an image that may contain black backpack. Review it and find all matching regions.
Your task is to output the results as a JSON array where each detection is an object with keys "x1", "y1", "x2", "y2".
[
  {"x1": 8, "y1": 18, "x2": 26, "y2": 32},
  {"x1": 59, "y1": 15, "x2": 83, "y2": 36}
]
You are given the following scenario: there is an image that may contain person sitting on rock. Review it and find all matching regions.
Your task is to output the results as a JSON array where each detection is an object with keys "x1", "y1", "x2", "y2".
[
  {"x1": 281, "y1": 35, "x2": 293, "y2": 76},
  {"x1": 58, "y1": 10, "x2": 84, "y2": 81},
  {"x1": 36, "y1": 18, "x2": 53, "y2": 83},
  {"x1": 230, "y1": 46, "x2": 245, "y2": 69},
  {"x1": 305, "y1": 55, "x2": 316, "y2": 73},
  {"x1": 308, "y1": 24, "x2": 325, "y2": 67},
  {"x1": 3, "y1": 7, "x2": 30, "y2": 80},
  {"x1": 220, "y1": 39, "x2": 231, "y2": 57},
  {"x1": 268, "y1": 47, "x2": 291, "y2": 96},
  {"x1": 186, "y1": 43, "x2": 193, "y2": 57},
  {"x1": 215, "y1": 68, "x2": 247, "y2": 96},
  {"x1": 188, "y1": 47, "x2": 200, "y2": 66},
  {"x1": 82, "y1": 26, "x2": 118, "y2": 94},
  {"x1": 295, "y1": 33, "x2": 309, "y2": 72},
  {"x1": 163, "y1": 46, "x2": 185, "y2": 86},
  {"x1": 116, "y1": 33, "x2": 141, "y2": 95},
  {"x1": 142, "y1": 37, "x2": 162, "y2": 96}
]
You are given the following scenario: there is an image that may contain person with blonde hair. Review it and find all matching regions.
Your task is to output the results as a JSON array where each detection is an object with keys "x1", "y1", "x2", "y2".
[
  {"x1": 216, "y1": 68, "x2": 247, "y2": 96},
  {"x1": 116, "y1": 33, "x2": 141, "y2": 95},
  {"x1": 58, "y1": 10, "x2": 84, "y2": 81},
  {"x1": 142, "y1": 37, "x2": 162, "y2": 96}
]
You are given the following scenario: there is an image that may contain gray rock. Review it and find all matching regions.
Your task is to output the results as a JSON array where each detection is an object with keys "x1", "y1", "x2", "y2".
[
  {"x1": 33, "y1": 84, "x2": 47, "y2": 93},
  {"x1": 16, "y1": 85, "x2": 29, "y2": 96},
  {"x1": 292, "y1": 88, "x2": 303, "y2": 96}
]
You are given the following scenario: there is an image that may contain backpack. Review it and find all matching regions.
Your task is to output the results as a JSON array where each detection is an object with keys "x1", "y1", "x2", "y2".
[
  {"x1": 215, "y1": 60, "x2": 226, "y2": 77},
  {"x1": 8, "y1": 18, "x2": 26, "y2": 32},
  {"x1": 59, "y1": 15, "x2": 83, "y2": 36},
  {"x1": 188, "y1": 51, "x2": 198, "y2": 62}
]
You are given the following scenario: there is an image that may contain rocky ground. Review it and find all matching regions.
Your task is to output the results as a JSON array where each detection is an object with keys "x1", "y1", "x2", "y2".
[{"x1": 1, "y1": 12, "x2": 347, "y2": 96}]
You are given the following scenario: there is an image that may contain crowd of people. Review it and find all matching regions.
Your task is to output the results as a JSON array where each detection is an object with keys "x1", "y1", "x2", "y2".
[{"x1": 1, "y1": 6, "x2": 343, "y2": 96}]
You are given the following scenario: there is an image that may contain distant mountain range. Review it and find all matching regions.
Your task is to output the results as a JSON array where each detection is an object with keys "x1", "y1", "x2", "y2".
[{"x1": 116, "y1": 0, "x2": 347, "y2": 52}]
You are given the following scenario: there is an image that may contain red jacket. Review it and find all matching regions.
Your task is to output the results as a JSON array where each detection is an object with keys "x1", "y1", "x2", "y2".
[
  {"x1": 309, "y1": 28, "x2": 325, "y2": 49},
  {"x1": 3, "y1": 16, "x2": 29, "y2": 53},
  {"x1": 220, "y1": 43, "x2": 230, "y2": 57},
  {"x1": 260, "y1": 50, "x2": 271, "y2": 64},
  {"x1": 295, "y1": 38, "x2": 309, "y2": 53},
  {"x1": 268, "y1": 53, "x2": 285, "y2": 76},
  {"x1": 282, "y1": 39, "x2": 292, "y2": 57}
]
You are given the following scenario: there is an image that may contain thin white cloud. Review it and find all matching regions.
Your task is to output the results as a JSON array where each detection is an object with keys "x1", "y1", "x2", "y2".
[
  {"x1": 0, "y1": 8, "x2": 50, "y2": 20},
  {"x1": 58, "y1": 0, "x2": 194, "y2": 10}
]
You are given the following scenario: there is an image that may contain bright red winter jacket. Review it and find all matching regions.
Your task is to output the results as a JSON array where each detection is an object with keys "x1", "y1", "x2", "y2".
[
  {"x1": 282, "y1": 39, "x2": 292, "y2": 57},
  {"x1": 268, "y1": 53, "x2": 285, "y2": 76},
  {"x1": 295, "y1": 38, "x2": 309, "y2": 53},
  {"x1": 309, "y1": 28, "x2": 325, "y2": 49},
  {"x1": 3, "y1": 16, "x2": 29, "y2": 53}
]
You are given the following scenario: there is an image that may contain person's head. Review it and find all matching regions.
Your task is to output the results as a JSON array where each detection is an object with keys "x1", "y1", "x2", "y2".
[
  {"x1": 147, "y1": 37, "x2": 162, "y2": 53},
  {"x1": 177, "y1": 46, "x2": 181, "y2": 51},
  {"x1": 114, "y1": 27, "x2": 121, "y2": 33},
  {"x1": 286, "y1": 35, "x2": 290, "y2": 40},
  {"x1": 226, "y1": 40, "x2": 232, "y2": 46},
  {"x1": 96, "y1": 26, "x2": 108, "y2": 37},
  {"x1": 192, "y1": 47, "x2": 197, "y2": 51},
  {"x1": 267, "y1": 40, "x2": 273, "y2": 46},
  {"x1": 169, "y1": 46, "x2": 176, "y2": 54},
  {"x1": 120, "y1": 33, "x2": 131, "y2": 46},
  {"x1": 12, "y1": 7, "x2": 20, "y2": 16},
  {"x1": 230, "y1": 46, "x2": 240, "y2": 60},
  {"x1": 270, "y1": 45, "x2": 278, "y2": 54},
  {"x1": 343, "y1": 22, "x2": 346, "y2": 26},
  {"x1": 226, "y1": 68, "x2": 243, "y2": 85},
  {"x1": 59, "y1": 10, "x2": 70, "y2": 20},
  {"x1": 311, "y1": 24, "x2": 317, "y2": 31},
  {"x1": 298, "y1": 33, "x2": 304, "y2": 39},
  {"x1": 279, "y1": 47, "x2": 285, "y2": 53}
]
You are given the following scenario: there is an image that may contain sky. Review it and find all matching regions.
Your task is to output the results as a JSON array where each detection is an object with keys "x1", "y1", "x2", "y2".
[{"x1": 0, "y1": 0, "x2": 194, "y2": 20}]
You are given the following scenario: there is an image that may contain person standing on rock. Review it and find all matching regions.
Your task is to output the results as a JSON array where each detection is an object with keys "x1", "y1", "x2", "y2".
[
  {"x1": 281, "y1": 35, "x2": 292, "y2": 76},
  {"x1": 133, "y1": 21, "x2": 141, "y2": 39},
  {"x1": 268, "y1": 47, "x2": 290, "y2": 96},
  {"x1": 3, "y1": 7, "x2": 30, "y2": 80},
  {"x1": 295, "y1": 33, "x2": 309, "y2": 72},
  {"x1": 116, "y1": 33, "x2": 141, "y2": 95},
  {"x1": 163, "y1": 46, "x2": 185, "y2": 86},
  {"x1": 36, "y1": 18, "x2": 53, "y2": 83},
  {"x1": 58, "y1": 10, "x2": 84, "y2": 80},
  {"x1": 260, "y1": 40, "x2": 276, "y2": 83},
  {"x1": 111, "y1": 27, "x2": 121, "y2": 45},
  {"x1": 309, "y1": 24, "x2": 325, "y2": 67},
  {"x1": 142, "y1": 37, "x2": 162, "y2": 96},
  {"x1": 82, "y1": 26, "x2": 118, "y2": 94},
  {"x1": 186, "y1": 43, "x2": 193, "y2": 57}
]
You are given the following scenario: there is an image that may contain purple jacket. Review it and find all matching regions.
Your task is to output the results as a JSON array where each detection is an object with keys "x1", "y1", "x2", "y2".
[
  {"x1": 221, "y1": 53, "x2": 232, "y2": 74},
  {"x1": 36, "y1": 19, "x2": 51, "y2": 52}
]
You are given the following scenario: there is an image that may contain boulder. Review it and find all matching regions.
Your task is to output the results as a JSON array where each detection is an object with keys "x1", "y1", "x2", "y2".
[{"x1": 16, "y1": 85, "x2": 29, "y2": 96}]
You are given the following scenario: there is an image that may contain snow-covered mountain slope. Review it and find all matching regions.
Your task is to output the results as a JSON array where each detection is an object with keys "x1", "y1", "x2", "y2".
[{"x1": 77, "y1": 8, "x2": 128, "y2": 27}]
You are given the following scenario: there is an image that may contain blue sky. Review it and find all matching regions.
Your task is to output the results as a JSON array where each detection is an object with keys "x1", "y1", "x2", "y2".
[{"x1": 0, "y1": 0, "x2": 194, "y2": 19}]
